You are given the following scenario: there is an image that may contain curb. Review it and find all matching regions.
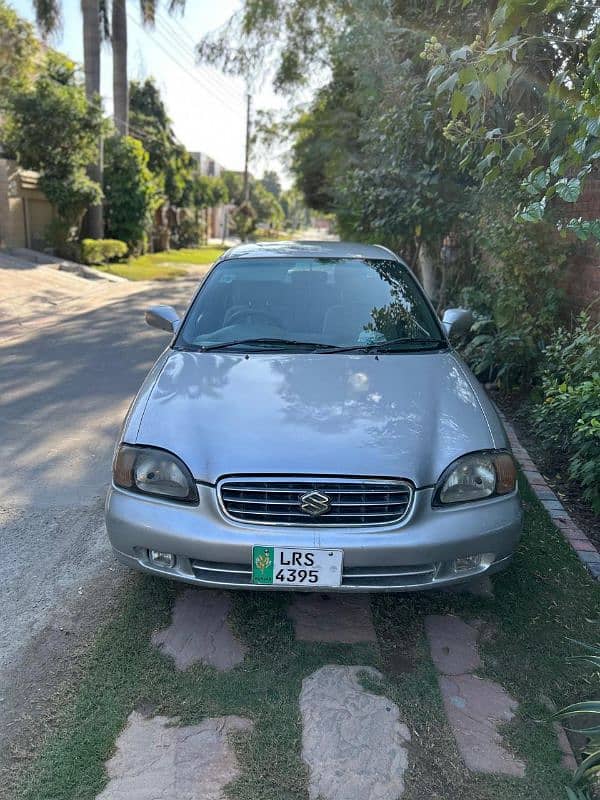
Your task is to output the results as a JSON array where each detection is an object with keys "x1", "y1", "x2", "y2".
[
  {"x1": 56, "y1": 262, "x2": 127, "y2": 282},
  {"x1": 499, "y1": 413, "x2": 600, "y2": 582}
]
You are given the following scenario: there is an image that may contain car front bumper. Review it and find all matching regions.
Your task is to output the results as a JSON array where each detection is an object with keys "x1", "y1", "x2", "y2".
[{"x1": 105, "y1": 482, "x2": 522, "y2": 592}]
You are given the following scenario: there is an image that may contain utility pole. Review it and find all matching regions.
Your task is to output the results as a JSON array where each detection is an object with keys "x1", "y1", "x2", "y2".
[{"x1": 243, "y1": 92, "x2": 252, "y2": 203}]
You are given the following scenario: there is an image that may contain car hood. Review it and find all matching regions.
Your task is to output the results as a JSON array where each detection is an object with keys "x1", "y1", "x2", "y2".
[{"x1": 131, "y1": 350, "x2": 505, "y2": 487}]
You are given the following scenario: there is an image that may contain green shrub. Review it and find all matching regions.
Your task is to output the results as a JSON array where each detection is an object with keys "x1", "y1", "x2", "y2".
[
  {"x1": 461, "y1": 313, "x2": 542, "y2": 389},
  {"x1": 454, "y1": 181, "x2": 568, "y2": 390},
  {"x1": 553, "y1": 642, "x2": 600, "y2": 795},
  {"x1": 173, "y1": 218, "x2": 204, "y2": 248},
  {"x1": 531, "y1": 313, "x2": 600, "y2": 512},
  {"x1": 80, "y1": 238, "x2": 128, "y2": 265},
  {"x1": 103, "y1": 135, "x2": 161, "y2": 250},
  {"x1": 45, "y1": 218, "x2": 75, "y2": 257}
]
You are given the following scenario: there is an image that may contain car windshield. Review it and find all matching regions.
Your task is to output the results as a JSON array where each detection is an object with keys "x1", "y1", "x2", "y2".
[{"x1": 175, "y1": 256, "x2": 444, "y2": 352}]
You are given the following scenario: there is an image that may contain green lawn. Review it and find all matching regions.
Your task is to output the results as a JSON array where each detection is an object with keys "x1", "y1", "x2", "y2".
[
  {"x1": 96, "y1": 246, "x2": 227, "y2": 281},
  {"x1": 14, "y1": 476, "x2": 600, "y2": 800}
]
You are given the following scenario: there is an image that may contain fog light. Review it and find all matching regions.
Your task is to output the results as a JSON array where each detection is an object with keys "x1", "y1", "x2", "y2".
[
  {"x1": 453, "y1": 555, "x2": 482, "y2": 572},
  {"x1": 452, "y1": 553, "x2": 495, "y2": 574},
  {"x1": 149, "y1": 550, "x2": 176, "y2": 568}
]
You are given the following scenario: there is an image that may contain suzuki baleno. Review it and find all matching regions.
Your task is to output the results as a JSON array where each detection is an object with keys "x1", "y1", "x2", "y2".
[{"x1": 105, "y1": 241, "x2": 522, "y2": 591}]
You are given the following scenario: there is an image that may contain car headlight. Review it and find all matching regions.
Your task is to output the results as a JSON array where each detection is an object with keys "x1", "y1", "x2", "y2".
[
  {"x1": 113, "y1": 444, "x2": 199, "y2": 503},
  {"x1": 433, "y1": 450, "x2": 517, "y2": 506}
]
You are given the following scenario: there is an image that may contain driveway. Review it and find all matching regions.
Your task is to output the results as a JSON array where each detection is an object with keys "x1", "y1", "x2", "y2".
[{"x1": 0, "y1": 269, "x2": 200, "y2": 775}]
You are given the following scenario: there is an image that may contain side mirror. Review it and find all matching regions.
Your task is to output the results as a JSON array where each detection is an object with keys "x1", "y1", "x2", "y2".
[
  {"x1": 145, "y1": 305, "x2": 180, "y2": 334},
  {"x1": 442, "y1": 307, "x2": 473, "y2": 337}
]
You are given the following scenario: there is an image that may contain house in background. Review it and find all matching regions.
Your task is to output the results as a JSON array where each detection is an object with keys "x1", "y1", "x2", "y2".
[
  {"x1": 188, "y1": 151, "x2": 229, "y2": 241},
  {"x1": 0, "y1": 157, "x2": 55, "y2": 249}
]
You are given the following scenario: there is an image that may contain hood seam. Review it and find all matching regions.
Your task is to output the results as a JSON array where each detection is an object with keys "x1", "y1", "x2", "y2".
[
  {"x1": 134, "y1": 350, "x2": 172, "y2": 442},
  {"x1": 450, "y1": 353, "x2": 497, "y2": 448}
]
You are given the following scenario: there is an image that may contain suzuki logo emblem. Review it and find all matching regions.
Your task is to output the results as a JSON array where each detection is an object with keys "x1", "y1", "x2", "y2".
[{"x1": 300, "y1": 490, "x2": 331, "y2": 517}]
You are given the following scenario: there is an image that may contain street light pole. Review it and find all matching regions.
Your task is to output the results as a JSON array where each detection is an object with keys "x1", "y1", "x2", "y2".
[{"x1": 243, "y1": 92, "x2": 252, "y2": 203}]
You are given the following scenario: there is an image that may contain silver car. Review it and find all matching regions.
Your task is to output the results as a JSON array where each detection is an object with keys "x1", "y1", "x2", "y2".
[{"x1": 105, "y1": 241, "x2": 522, "y2": 592}]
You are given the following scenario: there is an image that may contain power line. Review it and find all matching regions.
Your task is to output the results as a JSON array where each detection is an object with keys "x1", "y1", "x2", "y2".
[
  {"x1": 243, "y1": 93, "x2": 252, "y2": 202},
  {"x1": 125, "y1": 11, "x2": 244, "y2": 117},
  {"x1": 40, "y1": 23, "x2": 245, "y2": 166},
  {"x1": 157, "y1": 6, "x2": 197, "y2": 49},
  {"x1": 127, "y1": 13, "x2": 242, "y2": 116},
  {"x1": 150, "y1": 8, "x2": 246, "y2": 104},
  {"x1": 125, "y1": 13, "x2": 238, "y2": 117},
  {"x1": 153, "y1": 8, "x2": 245, "y2": 100}
]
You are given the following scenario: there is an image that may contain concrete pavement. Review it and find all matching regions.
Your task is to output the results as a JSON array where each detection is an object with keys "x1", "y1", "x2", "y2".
[
  {"x1": 0, "y1": 271, "x2": 200, "y2": 777},
  {"x1": 0, "y1": 249, "x2": 142, "y2": 343}
]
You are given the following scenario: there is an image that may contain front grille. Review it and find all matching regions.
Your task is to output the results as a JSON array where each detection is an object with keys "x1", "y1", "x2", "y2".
[{"x1": 218, "y1": 477, "x2": 413, "y2": 526}]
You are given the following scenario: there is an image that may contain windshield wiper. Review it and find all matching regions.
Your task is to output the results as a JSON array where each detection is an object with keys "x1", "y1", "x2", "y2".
[
  {"x1": 187, "y1": 338, "x2": 340, "y2": 352},
  {"x1": 321, "y1": 337, "x2": 447, "y2": 353}
]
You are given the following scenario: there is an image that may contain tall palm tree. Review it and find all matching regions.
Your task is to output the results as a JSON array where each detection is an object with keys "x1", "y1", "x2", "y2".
[
  {"x1": 33, "y1": 0, "x2": 104, "y2": 238},
  {"x1": 111, "y1": 0, "x2": 185, "y2": 137},
  {"x1": 111, "y1": 0, "x2": 127, "y2": 135},
  {"x1": 81, "y1": 0, "x2": 103, "y2": 237}
]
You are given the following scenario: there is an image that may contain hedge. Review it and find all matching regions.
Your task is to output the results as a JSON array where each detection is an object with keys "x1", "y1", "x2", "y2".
[{"x1": 80, "y1": 238, "x2": 128, "y2": 265}]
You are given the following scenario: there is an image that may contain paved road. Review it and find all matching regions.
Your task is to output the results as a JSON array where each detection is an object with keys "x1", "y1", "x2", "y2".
[{"x1": 0, "y1": 274, "x2": 200, "y2": 770}]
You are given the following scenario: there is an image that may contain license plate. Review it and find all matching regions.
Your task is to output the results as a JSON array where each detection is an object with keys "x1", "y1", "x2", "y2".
[{"x1": 252, "y1": 546, "x2": 343, "y2": 587}]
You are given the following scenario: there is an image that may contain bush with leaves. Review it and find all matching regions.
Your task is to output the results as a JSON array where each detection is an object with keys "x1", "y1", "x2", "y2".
[
  {"x1": 80, "y1": 238, "x2": 128, "y2": 265},
  {"x1": 0, "y1": 0, "x2": 39, "y2": 104},
  {"x1": 232, "y1": 201, "x2": 257, "y2": 241},
  {"x1": 172, "y1": 218, "x2": 204, "y2": 249},
  {"x1": 458, "y1": 181, "x2": 568, "y2": 389},
  {"x1": 423, "y1": 0, "x2": 600, "y2": 242},
  {"x1": 103, "y1": 135, "x2": 161, "y2": 252},
  {"x1": 554, "y1": 641, "x2": 600, "y2": 799},
  {"x1": 531, "y1": 313, "x2": 600, "y2": 512},
  {"x1": 3, "y1": 50, "x2": 105, "y2": 238}
]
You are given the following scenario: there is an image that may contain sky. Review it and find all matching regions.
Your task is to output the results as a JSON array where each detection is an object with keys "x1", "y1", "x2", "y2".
[{"x1": 12, "y1": 0, "x2": 292, "y2": 183}]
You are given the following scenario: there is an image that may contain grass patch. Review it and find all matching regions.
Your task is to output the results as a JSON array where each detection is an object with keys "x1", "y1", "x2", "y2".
[
  {"x1": 95, "y1": 246, "x2": 227, "y2": 281},
  {"x1": 129, "y1": 247, "x2": 227, "y2": 268},
  {"x1": 15, "y1": 474, "x2": 599, "y2": 800},
  {"x1": 95, "y1": 262, "x2": 187, "y2": 281}
]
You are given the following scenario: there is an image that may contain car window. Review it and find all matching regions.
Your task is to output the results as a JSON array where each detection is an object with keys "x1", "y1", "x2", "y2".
[{"x1": 175, "y1": 257, "x2": 443, "y2": 350}]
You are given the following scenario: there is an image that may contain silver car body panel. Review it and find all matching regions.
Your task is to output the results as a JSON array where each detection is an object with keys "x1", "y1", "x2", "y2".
[
  {"x1": 106, "y1": 482, "x2": 521, "y2": 592},
  {"x1": 106, "y1": 241, "x2": 522, "y2": 592},
  {"x1": 124, "y1": 350, "x2": 505, "y2": 487}
]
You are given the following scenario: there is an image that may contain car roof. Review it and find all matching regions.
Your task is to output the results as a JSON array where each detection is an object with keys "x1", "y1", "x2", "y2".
[{"x1": 219, "y1": 240, "x2": 399, "y2": 262}]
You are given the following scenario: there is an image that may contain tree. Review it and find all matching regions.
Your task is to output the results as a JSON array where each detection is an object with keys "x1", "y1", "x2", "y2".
[
  {"x1": 196, "y1": 0, "x2": 341, "y2": 91},
  {"x1": 3, "y1": 50, "x2": 105, "y2": 239},
  {"x1": 252, "y1": 181, "x2": 284, "y2": 228},
  {"x1": 103, "y1": 134, "x2": 160, "y2": 250},
  {"x1": 111, "y1": 0, "x2": 186, "y2": 137},
  {"x1": 111, "y1": 0, "x2": 127, "y2": 134},
  {"x1": 260, "y1": 170, "x2": 282, "y2": 199},
  {"x1": 220, "y1": 170, "x2": 244, "y2": 204},
  {"x1": 423, "y1": 0, "x2": 600, "y2": 240},
  {"x1": 129, "y1": 78, "x2": 193, "y2": 207},
  {"x1": 32, "y1": 0, "x2": 104, "y2": 237},
  {"x1": 221, "y1": 169, "x2": 284, "y2": 234},
  {"x1": 280, "y1": 187, "x2": 308, "y2": 230},
  {"x1": 190, "y1": 175, "x2": 228, "y2": 210},
  {"x1": 80, "y1": 0, "x2": 103, "y2": 236},
  {"x1": 0, "y1": 0, "x2": 39, "y2": 104},
  {"x1": 232, "y1": 200, "x2": 257, "y2": 241},
  {"x1": 290, "y1": 63, "x2": 361, "y2": 214},
  {"x1": 187, "y1": 174, "x2": 229, "y2": 243}
]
